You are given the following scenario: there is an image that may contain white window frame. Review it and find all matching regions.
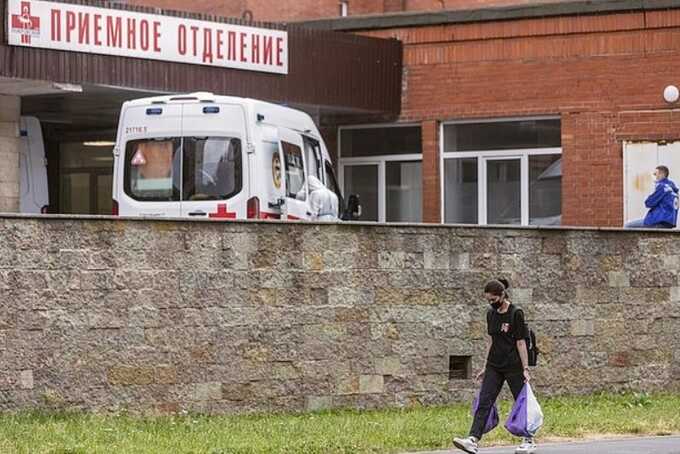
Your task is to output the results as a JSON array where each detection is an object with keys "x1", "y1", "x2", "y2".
[
  {"x1": 439, "y1": 117, "x2": 562, "y2": 225},
  {"x1": 338, "y1": 123, "x2": 422, "y2": 223}
]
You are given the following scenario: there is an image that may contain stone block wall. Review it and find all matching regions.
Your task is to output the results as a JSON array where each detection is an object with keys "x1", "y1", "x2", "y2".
[
  {"x1": 1, "y1": 216, "x2": 679, "y2": 414},
  {"x1": 0, "y1": 96, "x2": 20, "y2": 212}
]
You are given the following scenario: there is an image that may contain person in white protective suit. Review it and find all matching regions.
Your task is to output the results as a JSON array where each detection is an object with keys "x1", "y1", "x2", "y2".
[{"x1": 307, "y1": 175, "x2": 339, "y2": 221}]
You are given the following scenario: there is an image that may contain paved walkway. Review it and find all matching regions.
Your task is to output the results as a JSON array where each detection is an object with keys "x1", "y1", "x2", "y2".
[{"x1": 407, "y1": 436, "x2": 680, "y2": 454}]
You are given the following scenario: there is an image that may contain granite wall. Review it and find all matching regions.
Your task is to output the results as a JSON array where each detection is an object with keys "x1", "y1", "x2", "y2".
[{"x1": 1, "y1": 216, "x2": 679, "y2": 414}]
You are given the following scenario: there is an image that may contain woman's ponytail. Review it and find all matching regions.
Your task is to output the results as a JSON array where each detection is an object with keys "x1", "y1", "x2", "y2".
[{"x1": 484, "y1": 278, "x2": 510, "y2": 298}]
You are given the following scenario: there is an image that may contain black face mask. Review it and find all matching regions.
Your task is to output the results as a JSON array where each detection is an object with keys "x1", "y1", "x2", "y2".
[{"x1": 489, "y1": 297, "x2": 503, "y2": 310}]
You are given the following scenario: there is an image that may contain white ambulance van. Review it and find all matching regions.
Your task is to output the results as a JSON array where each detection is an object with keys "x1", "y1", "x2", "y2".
[
  {"x1": 19, "y1": 116, "x2": 50, "y2": 214},
  {"x1": 112, "y1": 92, "x2": 355, "y2": 221}
]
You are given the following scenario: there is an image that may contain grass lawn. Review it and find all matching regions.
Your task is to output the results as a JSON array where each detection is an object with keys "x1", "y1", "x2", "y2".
[{"x1": 1, "y1": 392, "x2": 679, "y2": 454}]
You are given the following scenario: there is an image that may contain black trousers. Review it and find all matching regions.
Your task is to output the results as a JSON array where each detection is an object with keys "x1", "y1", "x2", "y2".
[{"x1": 469, "y1": 366, "x2": 525, "y2": 440}]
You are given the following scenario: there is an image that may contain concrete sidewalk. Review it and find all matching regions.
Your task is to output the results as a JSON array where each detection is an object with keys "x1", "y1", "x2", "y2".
[{"x1": 407, "y1": 436, "x2": 680, "y2": 454}]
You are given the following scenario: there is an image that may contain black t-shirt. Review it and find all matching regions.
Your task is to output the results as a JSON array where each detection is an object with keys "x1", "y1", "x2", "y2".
[{"x1": 486, "y1": 304, "x2": 528, "y2": 372}]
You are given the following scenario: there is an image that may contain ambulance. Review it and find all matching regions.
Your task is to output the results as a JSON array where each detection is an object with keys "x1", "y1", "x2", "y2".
[{"x1": 112, "y1": 92, "x2": 357, "y2": 220}]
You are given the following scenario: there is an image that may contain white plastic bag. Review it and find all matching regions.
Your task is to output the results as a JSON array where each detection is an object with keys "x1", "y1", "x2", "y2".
[{"x1": 505, "y1": 383, "x2": 544, "y2": 437}]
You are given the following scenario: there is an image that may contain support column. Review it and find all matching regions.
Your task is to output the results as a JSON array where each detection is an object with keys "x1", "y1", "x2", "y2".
[
  {"x1": 0, "y1": 95, "x2": 20, "y2": 212},
  {"x1": 421, "y1": 120, "x2": 440, "y2": 223}
]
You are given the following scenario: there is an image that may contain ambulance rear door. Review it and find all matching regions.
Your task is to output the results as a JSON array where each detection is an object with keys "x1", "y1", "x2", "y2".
[
  {"x1": 179, "y1": 103, "x2": 248, "y2": 219},
  {"x1": 117, "y1": 104, "x2": 183, "y2": 217}
]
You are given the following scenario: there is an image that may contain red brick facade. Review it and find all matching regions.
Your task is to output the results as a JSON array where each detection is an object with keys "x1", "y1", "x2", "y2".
[
  {"x1": 355, "y1": 9, "x2": 680, "y2": 226},
  {"x1": 130, "y1": 0, "x2": 380, "y2": 21},
  {"x1": 130, "y1": 0, "x2": 566, "y2": 22},
  {"x1": 421, "y1": 120, "x2": 440, "y2": 223}
]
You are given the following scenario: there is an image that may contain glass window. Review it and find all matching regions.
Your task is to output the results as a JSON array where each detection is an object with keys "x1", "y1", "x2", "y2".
[
  {"x1": 124, "y1": 137, "x2": 242, "y2": 202},
  {"x1": 324, "y1": 161, "x2": 344, "y2": 210},
  {"x1": 386, "y1": 161, "x2": 422, "y2": 222},
  {"x1": 344, "y1": 165, "x2": 378, "y2": 221},
  {"x1": 97, "y1": 174, "x2": 113, "y2": 215},
  {"x1": 183, "y1": 137, "x2": 242, "y2": 201},
  {"x1": 530, "y1": 155, "x2": 562, "y2": 225},
  {"x1": 282, "y1": 141, "x2": 306, "y2": 201},
  {"x1": 303, "y1": 136, "x2": 322, "y2": 180},
  {"x1": 443, "y1": 119, "x2": 561, "y2": 152},
  {"x1": 341, "y1": 126, "x2": 422, "y2": 157},
  {"x1": 444, "y1": 158, "x2": 478, "y2": 224},
  {"x1": 125, "y1": 138, "x2": 180, "y2": 201},
  {"x1": 60, "y1": 142, "x2": 114, "y2": 169},
  {"x1": 60, "y1": 173, "x2": 90, "y2": 214},
  {"x1": 487, "y1": 159, "x2": 521, "y2": 225},
  {"x1": 59, "y1": 142, "x2": 114, "y2": 215}
]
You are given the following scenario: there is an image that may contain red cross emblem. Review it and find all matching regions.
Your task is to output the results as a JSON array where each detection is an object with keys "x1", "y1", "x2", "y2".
[
  {"x1": 208, "y1": 203, "x2": 236, "y2": 219},
  {"x1": 11, "y1": 1, "x2": 40, "y2": 45}
]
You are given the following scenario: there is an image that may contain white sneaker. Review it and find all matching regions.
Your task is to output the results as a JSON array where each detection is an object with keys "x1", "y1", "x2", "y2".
[
  {"x1": 515, "y1": 437, "x2": 537, "y2": 454},
  {"x1": 453, "y1": 436, "x2": 478, "y2": 454}
]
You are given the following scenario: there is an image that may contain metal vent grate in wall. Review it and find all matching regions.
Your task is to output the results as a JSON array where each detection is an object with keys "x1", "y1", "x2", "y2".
[{"x1": 449, "y1": 355, "x2": 471, "y2": 380}]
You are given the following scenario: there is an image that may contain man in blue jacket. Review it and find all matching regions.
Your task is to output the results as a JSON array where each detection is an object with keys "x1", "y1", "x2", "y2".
[{"x1": 625, "y1": 165, "x2": 679, "y2": 228}]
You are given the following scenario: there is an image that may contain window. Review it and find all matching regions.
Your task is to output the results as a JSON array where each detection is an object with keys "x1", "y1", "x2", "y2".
[
  {"x1": 59, "y1": 141, "x2": 115, "y2": 215},
  {"x1": 282, "y1": 141, "x2": 306, "y2": 201},
  {"x1": 340, "y1": 126, "x2": 421, "y2": 158},
  {"x1": 444, "y1": 158, "x2": 478, "y2": 224},
  {"x1": 124, "y1": 137, "x2": 242, "y2": 202},
  {"x1": 183, "y1": 137, "x2": 242, "y2": 201},
  {"x1": 487, "y1": 159, "x2": 521, "y2": 225},
  {"x1": 344, "y1": 165, "x2": 379, "y2": 221},
  {"x1": 444, "y1": 119, "x2": 560, "y2": 152},
  {"x1": 339, "y1": 125, "x2": 422, "y2": 223},
  {"x1": 449, "y1": 355, "x2": 471, "y2": 380},
  {"x1": 303, "y1": 136, "x2": 322, "y2": 181},
  {"x1": 442, "y1": 118, "x2": 561, "y2": 226},
  {"x1": 386, "y1": 161, "x2": 422, "y2": 223},
  {"x1": 125, "y1": 138, "x2": 180, "y2": 201},
  {"x1": 324, "y1": 161, "x2": 344, "y2": 210},
  {"x1": 529, "y1": 155, "x2": 562, "y2": 225}
]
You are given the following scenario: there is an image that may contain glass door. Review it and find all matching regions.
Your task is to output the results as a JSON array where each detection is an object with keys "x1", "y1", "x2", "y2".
[
  {"x1": 59, "y1": 142, "x2": 114, "y2": 215},
  {"x1": 341, "y1": 163, "x2": 380, "y2": 222},
  {"x1": 60, "y1": 172, "x2": 91, "y2": 214},
  {"x1": 482, "y1": 157, "x2": 525, "y2": 225}
]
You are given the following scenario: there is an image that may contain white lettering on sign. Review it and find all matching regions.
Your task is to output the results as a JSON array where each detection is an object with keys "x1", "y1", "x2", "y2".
[{"x1": 7, "y1": 0, "x2": 288, "y2": 74}]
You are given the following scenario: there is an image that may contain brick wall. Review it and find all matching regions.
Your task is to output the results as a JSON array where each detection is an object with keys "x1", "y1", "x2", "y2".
[
  {"x1": 128, "y1": 0, "x2": 569, "y2": 21},
  {"x1": 355, "y1": 10, "x2": 680, "y2": 227},
  {"x1": 421, "y1": 120, "x2": 440, "y2": 223},
  {"x1": 129, "y1": 0, "x2": 382, "y2": 21},
  {"x1": 1, "y1": 216, "x2": 679, "y2": 414}
]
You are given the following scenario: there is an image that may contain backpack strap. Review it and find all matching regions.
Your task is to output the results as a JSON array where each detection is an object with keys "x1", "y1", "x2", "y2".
[
  {"x1": 508, "y1": 303, "x2": 521, "y2": 322},
  {"x1": 509, "y1": 304, "x2": 529, "y2": 339}
]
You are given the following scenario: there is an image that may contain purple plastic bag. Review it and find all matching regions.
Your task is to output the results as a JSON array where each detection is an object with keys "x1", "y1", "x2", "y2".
[
  {"x1": 471, "y1": 393, "x2": 499, "y2": 434},
  {"x1": 504, "y1": 383, "x2": 544, "y2": 437}
]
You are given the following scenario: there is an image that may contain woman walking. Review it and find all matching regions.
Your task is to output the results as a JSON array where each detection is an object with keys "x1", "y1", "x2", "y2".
[{"x1": 453, "y1": 278, "x2": 537, "y2": 454}]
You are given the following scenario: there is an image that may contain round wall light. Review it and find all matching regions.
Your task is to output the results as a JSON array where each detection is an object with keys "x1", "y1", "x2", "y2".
[{"x1": 664, "y1": 85, "x2": 679, "y2": 103}]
